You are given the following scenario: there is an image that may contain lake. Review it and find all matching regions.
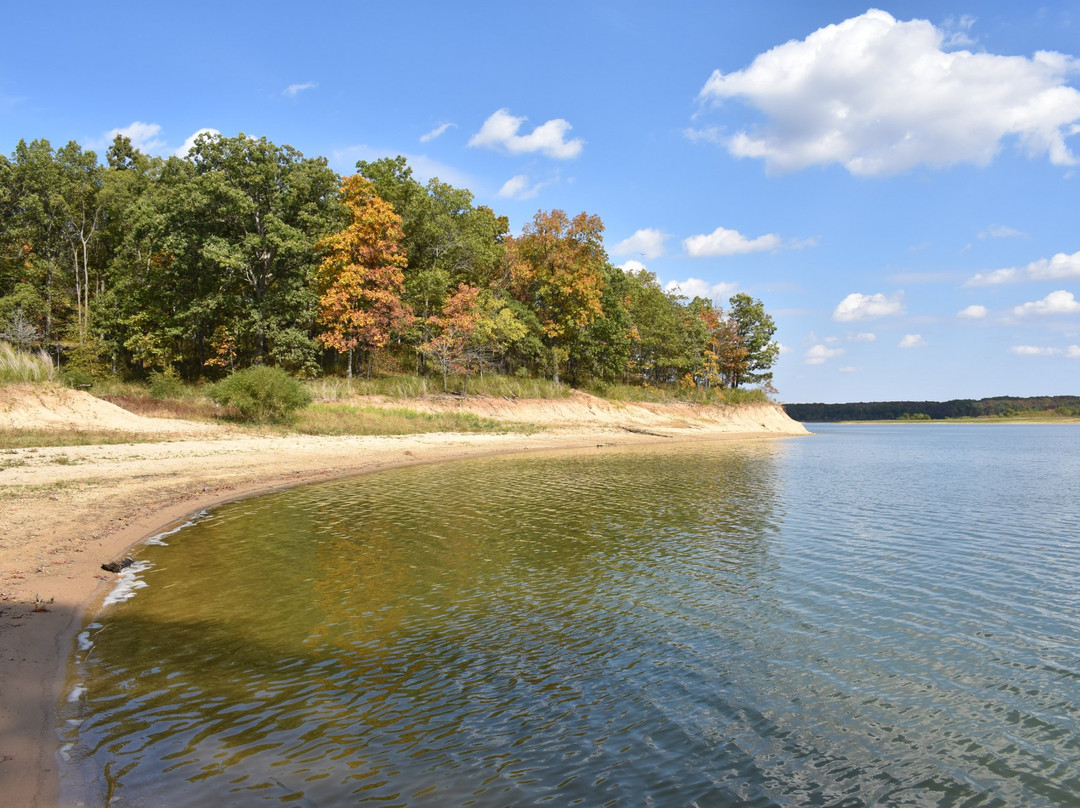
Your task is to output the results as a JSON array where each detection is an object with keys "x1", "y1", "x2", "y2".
[{"x1": 60, "y1": 424, "x2": 1080, "y2": 806}]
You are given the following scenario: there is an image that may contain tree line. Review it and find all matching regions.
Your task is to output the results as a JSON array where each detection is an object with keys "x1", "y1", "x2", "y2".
[
  {"x1": 0, "y1": 133, "x2": 779, "y2": 392},
  {"x1": 784, "y1": 396, "x2": 1080, "y2": 422}
]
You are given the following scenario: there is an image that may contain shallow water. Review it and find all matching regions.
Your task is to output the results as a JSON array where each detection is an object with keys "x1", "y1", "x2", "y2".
[{"x1": 61, "y1": 425, "x2": 1080, "y2": 806}]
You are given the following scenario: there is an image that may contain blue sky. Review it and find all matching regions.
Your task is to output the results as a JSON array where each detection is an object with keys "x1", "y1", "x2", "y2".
[{"x1": 3, "y1": 1, "x2": 1080, "y2": 403}]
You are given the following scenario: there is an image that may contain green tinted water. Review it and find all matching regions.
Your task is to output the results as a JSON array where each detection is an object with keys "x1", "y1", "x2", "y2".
[{"x1": 62, "y1": 426, "x2": 1080, "y2": 806}]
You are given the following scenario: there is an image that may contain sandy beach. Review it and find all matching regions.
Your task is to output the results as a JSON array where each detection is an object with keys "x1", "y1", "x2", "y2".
[{"x1": 0, "y1": 384, "x2": 806, "y2": 807}]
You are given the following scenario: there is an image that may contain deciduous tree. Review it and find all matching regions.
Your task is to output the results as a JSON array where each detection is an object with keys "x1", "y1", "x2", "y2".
[
  {"x1": 725, "y1": 293, "x2": 778, "y2": 388},
  {"x1": 315, "y1": 175, "x2": 411, "y2": 378},
  {"x1": 507, "y1": 209, "x2": 607, "y2": 383}
]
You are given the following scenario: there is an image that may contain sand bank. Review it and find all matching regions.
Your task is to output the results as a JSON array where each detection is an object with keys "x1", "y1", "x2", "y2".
[{"x1": 0, "y1": 385, "x2": 806, "y2": 806}]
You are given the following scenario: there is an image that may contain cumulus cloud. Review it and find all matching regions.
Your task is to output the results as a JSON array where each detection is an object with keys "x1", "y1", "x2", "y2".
[
  {"x1": 832, "y1": 292, "x2": 904, "y2": 322},
  {"x1": 958, "y1": 304, "x2": 988, "y2": 319},
  {"x1": 469, "y1": 109, "x2": 583, "y2": 158},
  {"x1": 683, "y1": 226, "x2": 781, "y2": 257},
  {"x1": 853, "y1": 332, "x2": 877, "y2": 342},
  {"x1": 899, "y1": 334, "x2": 927, "y2": 348},
  {"x1": 965, "y1": 250, "x2": 1080, "y2": 287},
  {"x1": 612, "y1": 228, "x2": 668, "y2": 260},
  {"x1": 174, "y1": 127, "x2": 221, "y2": 158},
  {"x1": 696, "y1": 9, "x2": 1080, "y2": 175},
  {"x1": 106, "y1": 121, "x2": 166, "y2": 153},
  {"x1": 1013, "y1": 290, "x2": 1080, "y2": 316},
  {"x1": 1069, "y1": 346, "x2": 1080, "y2": 358},
  {"x1": 663, "y1": 278, "x2": 739, "y2": 300},
  {"x1": 804, "y1": 344, "x2": 846, "y2": 365},
  {"x1": 420, "y1": 122, "x2": 455, "y2": 143},
  {"x1": 619, "y1": 260, "x2": 649, "y2": 273},
  {"x1": 283, "y1": 82, "x2": 317, "y2": 98}
]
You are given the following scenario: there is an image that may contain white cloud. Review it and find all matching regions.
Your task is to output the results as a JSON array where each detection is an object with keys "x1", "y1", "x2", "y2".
[
  {"x1": 1013, "y1": 290, "x2": 1080, "y2": 316},
  {"x1": 832, "y1": 292, "x2": 904, "y2": 322},
  {"x1": 978, "y1": 224, "x2": 1025, "y2": 240},
  {"x1": 469, "y1": 109, "x2": 583, "y2": 158},
  {"x1": 497, "y1": 174, "x2": 542, "y2": 200},
  {"x1": 420, "y1": 122, "x2": 455, "y2": 143},
  {"x1": 839, "y1": 366, "x2": 859, "y2": 373},
  {"x1": 664, "y1": 278, "x2": 739, "y2": 301},
  {"x1": 697, "y1": 9, "x2": 1080, "y2": 175},
  {"x1": 106, "y1": 121, "x2": 166, "y2": 153},
  {"x1": 1069, "y1": 346, "x2": 1080, "y2": 358},
  {"x1": 683, "y1": 226, "x2": 781, "y2": 257},
  {"x1": 174, "y1": 128, "x2": 221, "y2": 158},
  {"x1": 804, "y1": 344, "x2": 846, "y2": 365},
  {"x1": 899, "y1": 334, "x2": 927, "y2": 348},
  {"x1": 958, "y1": 304, "x2": 988, "y2": 319},
  {"x1": 619, "y1": 260, "x2": 649, "y2": 273},
  {"x1": 283, "y1": 82, "x2": 317, "y2": 98},
  {"x1": 1010, "y1": 345, "x2": 1059, "y2": 356},
  {"x1": 853, "y1": 332, "x2": 877, "y2": 342},
  {"x1": 612, "y1": 228, "x2": 668, "y2": 260},
  {"x1": 965, "y1": 250, "x2": 1080, "y2": 287}
]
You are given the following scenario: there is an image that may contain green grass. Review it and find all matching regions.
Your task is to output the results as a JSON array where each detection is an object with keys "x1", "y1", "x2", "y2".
[
  {"x1": 305, "y1": 373, "x2": 572, "y2": 401},
  {"x1": 0, "y1": 430, "x2": 155, "y2": 449},
  {"x1": 0, "y1": 341, "x2": 56, "y2": 383},
  {"x1": 291, "y1": 402, "x2": 540, "y2": 436},
  {"x1": 584, "y1": 380, "x2": 770, "y2": 406}
]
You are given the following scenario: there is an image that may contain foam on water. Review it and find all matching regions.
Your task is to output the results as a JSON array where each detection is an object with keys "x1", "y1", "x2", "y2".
[
  {"x1": 101, "y1": 560, "x2": 151, "y2": 606},
  {"x1": 144, "y1": 510, "x2": 210, "y2": 546}
]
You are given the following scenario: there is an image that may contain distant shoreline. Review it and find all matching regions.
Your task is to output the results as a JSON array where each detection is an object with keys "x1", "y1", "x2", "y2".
[{"x1": 802, "y1": 417, "x2": 1080, "y2": 425}]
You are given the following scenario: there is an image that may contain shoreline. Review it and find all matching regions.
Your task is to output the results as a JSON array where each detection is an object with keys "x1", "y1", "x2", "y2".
[{"x1": 0, "y1": 402, "x2": 806, "y2": 807}]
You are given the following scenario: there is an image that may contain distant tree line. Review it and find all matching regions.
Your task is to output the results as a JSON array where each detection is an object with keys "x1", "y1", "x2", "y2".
[
  {"x1": 784, "y1": 396, "x2": 1080, "y2": 422},
  {"x1": 0, "y1": 133, "x2": 780, "y2": 392}
]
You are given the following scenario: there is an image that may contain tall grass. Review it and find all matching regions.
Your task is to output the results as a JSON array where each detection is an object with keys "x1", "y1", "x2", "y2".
[
  {"x1": 305, "y1": 373, "x2": 572, "y2": 401},
  {"x1": 291, "y1": 402, "x2": 540, "y2": 436},
  {"x1": 0, "y1": 341, "x2": 56, "y2": 383},
  {"x1": 584, "y1": 379, "x2": 770, "y2": 406}
]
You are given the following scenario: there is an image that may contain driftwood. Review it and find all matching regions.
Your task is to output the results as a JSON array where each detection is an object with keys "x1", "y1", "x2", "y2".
[{"x1": 620, "y1": 426, "x2": 673, "y2": 438}]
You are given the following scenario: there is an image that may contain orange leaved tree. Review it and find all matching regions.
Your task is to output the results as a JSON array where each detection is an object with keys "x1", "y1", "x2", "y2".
[
  {"x1": 314, "y1": 175, "x2": 412, "y2": 378},
  {"x1": 422, "y1": 283, "x2": 482, "y2": 392},
  {"x1": 507, "y1": 210, "x2": 607, "y2": 384}
]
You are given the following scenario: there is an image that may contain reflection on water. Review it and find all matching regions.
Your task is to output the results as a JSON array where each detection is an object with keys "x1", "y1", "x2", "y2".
[{"x1": 61, "y1": 428, "x2": 1080, "y2": 806}]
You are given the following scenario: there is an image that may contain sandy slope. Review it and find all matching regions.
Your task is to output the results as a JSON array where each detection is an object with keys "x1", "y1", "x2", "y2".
[{"x1": 0, "y1": 384, "x2": 806, "y2": 806}]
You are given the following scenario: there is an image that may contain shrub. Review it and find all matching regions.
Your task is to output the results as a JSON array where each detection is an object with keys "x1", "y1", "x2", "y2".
[
  {"x1": 61, "y1": 368, "x2": 95, "y2": 389},
  {"x1": 148, "y1": 367, "x2": 184, "y2": 399},
  {"x1": 209, "y1": 365, "x2": 312, "y2": 423}
]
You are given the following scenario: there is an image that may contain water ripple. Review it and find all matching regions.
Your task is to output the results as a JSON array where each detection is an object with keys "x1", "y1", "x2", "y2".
[{"x1": 60, "y1": 428, "x2": 1080, "y2": 806}]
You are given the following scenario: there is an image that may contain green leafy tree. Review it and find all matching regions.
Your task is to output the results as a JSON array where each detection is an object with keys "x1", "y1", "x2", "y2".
[
  {"x1": 623, "y1": 269, "x2": 707, "y2": 384},
  {"x1": 725, "y1": 293, "x2": 779, "y2": 389}
]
